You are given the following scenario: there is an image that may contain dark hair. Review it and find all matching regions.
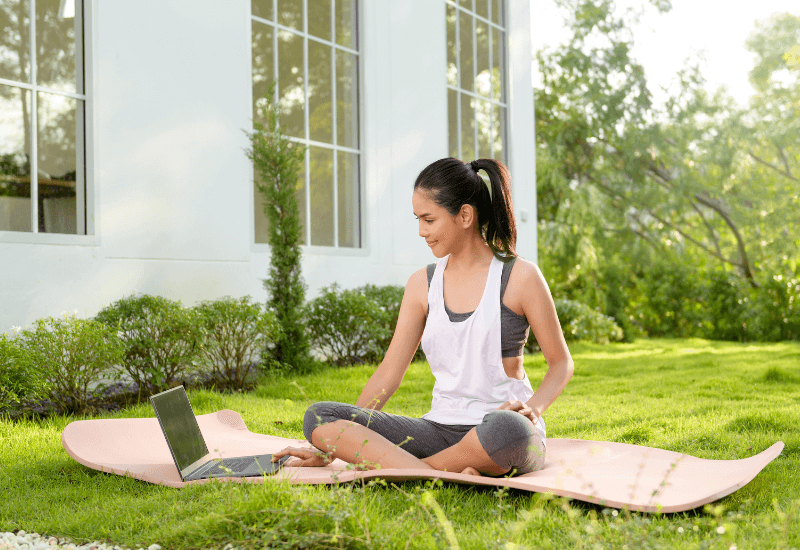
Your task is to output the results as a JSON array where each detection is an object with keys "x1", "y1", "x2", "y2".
[{"x1": 413, "y1": 157, "x2": 518, "y2": 263}]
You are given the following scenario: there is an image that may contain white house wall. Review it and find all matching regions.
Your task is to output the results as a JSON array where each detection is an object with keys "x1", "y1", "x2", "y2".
[{"x1": 0, "y1": 0, "x2": 537, "y2": 344}]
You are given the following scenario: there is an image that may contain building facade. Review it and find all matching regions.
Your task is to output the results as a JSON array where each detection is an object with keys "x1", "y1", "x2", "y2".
[{"x1": 0, "y1": 0, "x2": 537, "y2": 338}]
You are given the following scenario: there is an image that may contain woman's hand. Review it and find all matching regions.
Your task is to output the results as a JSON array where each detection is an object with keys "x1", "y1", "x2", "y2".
[
  {"x1": 496, "y1": 400, "x2": 538, "y2": 424},
  {"x1": 271, "y1": 446, "x2": 331, "y2": 468}
]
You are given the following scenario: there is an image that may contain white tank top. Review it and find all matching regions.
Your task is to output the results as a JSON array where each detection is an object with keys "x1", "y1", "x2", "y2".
[{"x1": 420, "y1": 253, "x2": 546, "y2": 443}]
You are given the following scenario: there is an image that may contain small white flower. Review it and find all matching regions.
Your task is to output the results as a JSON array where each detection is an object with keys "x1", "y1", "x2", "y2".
[
  {"x1": 611, "y1": 510, "x2": 618, "y2": 517},
  {"x1": 73, "y1": 309, "x2": 79, "y2": 316},
  {"x1": 716, "y1": 526, "x2": 725, "y2": 535},
  {"x1": 11, "y1": 325, "x2": 21, "y2": 334},
  {"x1": 677, "y1": 527, "x2": 684, "y2": 533},
  {"x1": 61, "y1": 311, "x2": 67, "y2": 317}
]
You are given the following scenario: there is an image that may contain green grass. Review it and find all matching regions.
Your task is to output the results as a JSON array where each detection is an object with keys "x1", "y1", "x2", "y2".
[{"x1": 1, "y1": 337, "x2": 798, "y2": 549}]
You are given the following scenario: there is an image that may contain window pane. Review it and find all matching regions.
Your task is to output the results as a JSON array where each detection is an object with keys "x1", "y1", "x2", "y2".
[
  {"x1": 337, "y1": 151, "x2": 359, "y2": 248},
  {"x1": 308, "y1": 0, "x2": 331, "y2": 41},
  {"x1": 0, "y1": 0, "x2": 31, "y2": 84},
  {"x1": 491, "y1": 28, "x2": 505, "y2": 102},
  {"x1": 460, "y1": 92, "x2": 475, "y2": 160},
  {"x1": 0, "y1": 86, "x2": 32, "y2": 232},
  {"x1": 252, "y1": 21, "x2": 274, "y2": 127},
  {"x1": 477, "y1": 98, "x2": 491, "y2": 159},
  {"x1": 492, "y1": 104, "x2": 506, "y2": 162},
  {"x1": 36, "y1": 0, "x2": 81, "y2": 94},
  {"x1": 309, "y1": 146, "x2": 333, "y2": 246},
  {"x1": 277, "y1": 29, "x2": 305, "y2": 138},
  {"x1": 252, "y1": 0, "x2": 274, "y2": 20},
  {"x1": 476, "y1": 19, "x2": 490, "y2": 97},
  {"x1": 278, "y1": 0, "x2": 302, "y2": 30},
  {"x1": 38, "y1": 91, "x2": 80, "y2": 234},
  {"x1": 254, "y1": 153, "x2": 307, "y2": 244},
  {"x1": 458, "y1": 10, "x2": 473, "y2": 93},
  {"x1": 446, "y1": 4, "x2": 457, "y2": 87},
  {"x1": 308, "y1": 40, "x2": 332, "y2": 144},
  {"x1": 335, "y1": 49, "x2": 358, "y2": 149},
  {"x1": 475, "y1": 0, "x2": 488, "y2": 20},
  {"x1": 491, "y1": 0, "x2": 504, "y2": 26},
  {"x1": 335, "y1": 0, "x2": 357, "y2": 48},
  {"x1": 448, "y1": 88, "x2": 458, "y2": 158}
]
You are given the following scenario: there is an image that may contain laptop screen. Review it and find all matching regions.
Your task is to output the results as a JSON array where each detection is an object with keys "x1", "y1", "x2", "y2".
[{"x1": 150, "y1": 386, "x2": 208, "y2": 473}]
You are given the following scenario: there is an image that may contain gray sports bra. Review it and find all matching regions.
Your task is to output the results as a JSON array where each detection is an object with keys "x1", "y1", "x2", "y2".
[{"x1": 426, "y1": 257, "x2": 531, "y2": 358}]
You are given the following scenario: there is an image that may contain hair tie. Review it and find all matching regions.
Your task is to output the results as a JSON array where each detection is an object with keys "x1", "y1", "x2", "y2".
[{"x1": 470, "y1": 160, "x2": 491, "y2": 201}]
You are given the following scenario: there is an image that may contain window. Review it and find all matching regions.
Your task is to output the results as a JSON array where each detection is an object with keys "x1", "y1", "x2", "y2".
[
  {"x1": 0, "y1": 0, "x2": 87, "y2": 235},
  {"x1": 251, "y1": 0, "x2": 361, "y2": 248},
  {"x1": 446, "y1": 0, "x2": 506, "y2": 163}
]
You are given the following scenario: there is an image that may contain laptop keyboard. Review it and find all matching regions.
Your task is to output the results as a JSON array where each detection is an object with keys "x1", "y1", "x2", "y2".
[{"x1": 204, "y1": 457, "x2": 257, "y2": 476}]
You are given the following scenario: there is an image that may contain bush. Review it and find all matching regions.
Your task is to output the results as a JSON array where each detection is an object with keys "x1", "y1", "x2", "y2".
[
  {"x1": 701, "y1": 269, "x2": 748, "y2": 341},
  {"x1": 194, "y1": 296, "x2": 283, "y2": 391},
  {"x1": 526, "y1": 298, "x2": 624, "y2": 352},
  {"x1": 94, "y1": 294, "x2": 203, "y2": 393},
  {"x1": 17, "y1": 313, "x2": 125, "y2": 414},
  {"x1": 0, "y1": 331, "x2": 49, "y2": 415},
  {"x1": 633, "y1": 260, "x2": 706, "y2": 338},
  {"x1": 745, "y1": 274, "x2": 800, "y2": 342},
  {"x1": 302, "y1": 282, "x2": 393, "y2": 367}
]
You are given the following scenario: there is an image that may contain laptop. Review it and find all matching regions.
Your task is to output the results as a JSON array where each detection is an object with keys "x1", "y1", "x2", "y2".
[{"x1": 149, "y1": 385, "x2": 291, "y2": 481}]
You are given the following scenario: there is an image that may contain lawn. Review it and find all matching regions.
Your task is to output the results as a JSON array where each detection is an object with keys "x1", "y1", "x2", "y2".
[{"x1": 1, "y1": 337, "x2": 798, "y2": 549}]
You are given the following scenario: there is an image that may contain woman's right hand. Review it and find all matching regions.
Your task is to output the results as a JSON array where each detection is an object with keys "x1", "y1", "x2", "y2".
[{"x1": 271, "y1": 446, "x2": 330, "y2": 467}]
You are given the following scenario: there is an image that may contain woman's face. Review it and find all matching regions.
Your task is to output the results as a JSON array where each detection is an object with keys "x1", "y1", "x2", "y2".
[{"x1": 412, "y1": 189, "x2": 469, "y2": 256}]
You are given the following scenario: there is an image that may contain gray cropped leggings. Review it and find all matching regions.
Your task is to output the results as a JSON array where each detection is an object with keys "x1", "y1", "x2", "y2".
[{"x1": 302, "y1": 401, "x2": 546, "y2": 477}]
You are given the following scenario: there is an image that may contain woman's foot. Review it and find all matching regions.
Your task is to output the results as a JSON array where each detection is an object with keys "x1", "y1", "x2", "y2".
[{"x1": 460, "y1": 466, "x2": 482, "y2": 476}]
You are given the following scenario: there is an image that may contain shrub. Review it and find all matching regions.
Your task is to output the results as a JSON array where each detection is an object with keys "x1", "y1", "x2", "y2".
[
  {"x1": 526, "y1": 299, "x2": 624, "y2": 352},
  {"x1": 94, "y1": 294, "x2": 203, "y2": 393},
  {"x1": 701, "y1": 269, "x2": 748, "y2": 341},
  {"x1": 245, "y1": 82, "x2": 314, "y2": 374},
  {"x1": 744, "y1": 274, "x2": 800, "y2": 341},
  {"x1": 633, "y1": 260, "x2": 706, "y2": 338},
  {"x1": 353, "y1": 283, "x2": 424, "y2": 365},
  {"x1": 17, "y1": 312, "x2": 125, "y2": 414},
  {"x1": 0, "y1": 331, "x2": 49, "y2": 414},
  {"x1": 302, "y1": 282, "x2": 393, "y2": 367},
  {"x1": 194, "y1": 296, "x2": 283, "y2": 391}
]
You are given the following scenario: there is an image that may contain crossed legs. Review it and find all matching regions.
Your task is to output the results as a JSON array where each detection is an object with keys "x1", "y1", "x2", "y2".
[{"x1": 310, "y1": 419, "x2": 510, "y2": 475}]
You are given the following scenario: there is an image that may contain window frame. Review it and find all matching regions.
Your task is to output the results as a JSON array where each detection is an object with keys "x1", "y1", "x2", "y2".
[
  {"x1": 0, "y1": 0, "x2": 96, "y2": 245},
  {"x1": 249, "y1": 0, "x2": 366, "y2": 255},
  {"x1": 445, "y1": 0, "x2": 508, "y2": 164}
]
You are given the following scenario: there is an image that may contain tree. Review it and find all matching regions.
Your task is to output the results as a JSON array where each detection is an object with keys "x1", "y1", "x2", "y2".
[
  {"x1": 535, "y1": 0, "x2": 799, "y2": 295},
  {"x1": 244, "y1": 82, "x2": 314, "y2": 373}
]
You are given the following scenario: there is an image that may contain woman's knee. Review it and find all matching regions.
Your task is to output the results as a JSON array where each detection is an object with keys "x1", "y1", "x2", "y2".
[
  {"x1": 476, "y1": 410, "x2": 545, "y2": 474},
  {"x1": 302, "y1": 401, "x2": 344, "y2": 443}
]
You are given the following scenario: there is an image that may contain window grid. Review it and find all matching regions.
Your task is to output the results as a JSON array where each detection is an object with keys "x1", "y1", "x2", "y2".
[
  {"x1": 252, "y1": 0, "x2": 360, "y2": 249},
  {"x1": 446, "y1": 0, "x2": 507, "y2": 163},
  {"x1": 0, "y1": 0, "x2": 87, "y2": 235}
]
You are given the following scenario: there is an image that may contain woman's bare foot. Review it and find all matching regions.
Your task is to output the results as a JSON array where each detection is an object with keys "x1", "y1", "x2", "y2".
[{"x1": 460, "y1": 466, "x2": 482, "y2": 476}]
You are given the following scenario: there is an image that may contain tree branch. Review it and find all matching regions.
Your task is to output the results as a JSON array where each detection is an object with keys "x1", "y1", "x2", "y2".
[{"x1": 748, "y1": 150, "x2": 798, "y2": 182}]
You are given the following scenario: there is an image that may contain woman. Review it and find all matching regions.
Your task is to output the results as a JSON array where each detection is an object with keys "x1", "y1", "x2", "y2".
[{"x1": 272, "y1": 158, "x2": 573, "y2": 477}]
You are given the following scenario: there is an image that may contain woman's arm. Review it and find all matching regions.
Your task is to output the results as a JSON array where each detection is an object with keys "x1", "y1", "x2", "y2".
[
  {"x1": 517, "y1": 261, "x2": 574, "y2": 422},
  {"x1": 355, "y1": 365, "x2": 401, "y2": 410}
]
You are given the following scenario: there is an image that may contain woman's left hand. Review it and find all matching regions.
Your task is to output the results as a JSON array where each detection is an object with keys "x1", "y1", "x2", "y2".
[{"x1": 496, "y1": 400, "x2": 538, "y2": 424}]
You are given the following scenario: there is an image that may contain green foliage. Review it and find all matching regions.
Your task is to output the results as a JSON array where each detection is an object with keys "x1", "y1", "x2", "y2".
[
  {"x1": 194, "y1": 296, "x2": 284, "y2": 391},
  {"x1": 536, "y1": 1, "x2": 799, "y2": 341},
  {"x1": 354, "y1": 283, "x2": 428, "y2": 366},
  {"x1": 94, "y1": 294, "x2": 203, "y2": 393},
  {"x1": 0, "y1": 332, "x2": 48, "y2": 414},
  {"x1": 555, "y1": 299, "x2": 624, "y2": 344},
  {"x1": 302, "y1": 282, "x2": 393, "y2": 367},
  {"x1": 244, "y1": 82, "x2": 313, "y2": 374},
  {"x1": 16, "y1": 313, "x2": 124, "y2": 415}
]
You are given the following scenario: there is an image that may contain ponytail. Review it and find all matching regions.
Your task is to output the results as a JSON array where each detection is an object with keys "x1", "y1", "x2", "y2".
[{"x1": 413, "y1": 157, "x2": 518, "y2": 262}]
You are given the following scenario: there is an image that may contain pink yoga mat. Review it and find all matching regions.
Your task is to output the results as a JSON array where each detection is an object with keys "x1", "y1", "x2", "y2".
[{"x1": 61, "y1": 409, "x2": 783, "y2": 513}]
